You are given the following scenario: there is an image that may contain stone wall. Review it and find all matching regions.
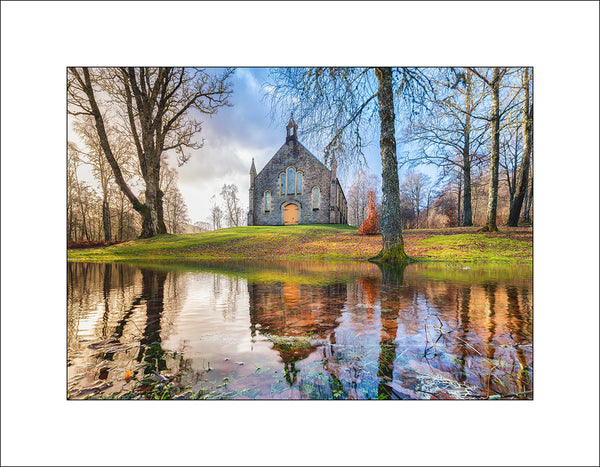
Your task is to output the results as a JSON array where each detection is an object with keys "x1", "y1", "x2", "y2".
[{"x1": 250, "y1": 140, "x2": 344, "y2": 226}]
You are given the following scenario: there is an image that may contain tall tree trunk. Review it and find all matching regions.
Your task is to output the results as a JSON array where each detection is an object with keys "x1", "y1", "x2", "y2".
[
  {"x1": 462, "y1": 69, "x2": 473, "y2": 226},
  {"x1": 457, "y1": 175, "x2": 462, "y2": 227},
  {"x1": 118, "y1": 194, "x2": 124, "y2": 240},
  {"x1": 72, "y1": 164, "x2": 89, "y2": 241},
  {"x1": 481, "y1": 68, "x2": 501, "y2": 232},
  {"x1": 371, "y1": 67, "x2": 408, "y2": 264},
  {"x1": 508, "y1": 68, "x2": 532, "y2": 227},
  {"x1": 78, "y1": 195, "x2": 89, "y2": 241},
  {"x1": 462, "y1": 160, "x2": 472, "y2": 226},
  {"x1": 426, "y1": 192, "x2": 431, "y2": 228},
  {"x1": 102, "y1": 195, "x2": 111, "y2": 242},
  {"x1": 141, "y1": 169, "x2": 167, "y2": 238},
  {"x1": 71, "y1": 68, "x2": 163, "y2": 239},
  {"x1": 68, "y1": 207, "x2": 74, "y2": 242},
  {"x1": 415, "y1": 200, "x2": 420, "y2": 228},
  {"x1": 523, "y1": 150, "x2": 533, "y2": 222}
]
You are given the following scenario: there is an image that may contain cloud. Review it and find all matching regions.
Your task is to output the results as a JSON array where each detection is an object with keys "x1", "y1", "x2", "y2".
[
  {"x1": 174, "y1": 69, "x2": 288, "y2": 222},
  {"x1": 236, "y1": 68, "x2": 261, "y2": 93}
]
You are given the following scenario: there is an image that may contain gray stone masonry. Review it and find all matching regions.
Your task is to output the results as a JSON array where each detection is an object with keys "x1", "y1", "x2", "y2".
[{"x1": 248, "y1": 119, "x2": 347, "y2": 226}]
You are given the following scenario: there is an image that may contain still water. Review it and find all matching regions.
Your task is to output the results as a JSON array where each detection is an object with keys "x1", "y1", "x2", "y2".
[{"x1": 67, "y1": 260, "x2": 532, "y2": 400}]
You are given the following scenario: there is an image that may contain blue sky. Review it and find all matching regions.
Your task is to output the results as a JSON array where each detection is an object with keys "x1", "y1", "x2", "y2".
[{"x1": 175, "y1": 67, "x2": 431, "y2": 224}]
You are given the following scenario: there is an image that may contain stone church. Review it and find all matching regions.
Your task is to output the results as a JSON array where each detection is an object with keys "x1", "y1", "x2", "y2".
[{"x1": 248, "y1": 115, "x2": 348, "y2": 226}]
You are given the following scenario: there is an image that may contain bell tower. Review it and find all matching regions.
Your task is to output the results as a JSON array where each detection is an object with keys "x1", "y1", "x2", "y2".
[{"x1": 286, "y1": 113, "x2": 298, "y2": 145}]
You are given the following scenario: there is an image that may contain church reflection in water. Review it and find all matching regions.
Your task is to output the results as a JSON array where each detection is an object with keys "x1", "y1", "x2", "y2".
[{"x1": 248, "y1": 281, "x2": 348, "y2": 385}]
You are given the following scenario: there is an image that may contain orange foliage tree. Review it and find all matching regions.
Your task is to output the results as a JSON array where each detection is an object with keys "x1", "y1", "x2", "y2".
[{"x1": 358, "y1": 190, "x2": 379, "y2": 235}]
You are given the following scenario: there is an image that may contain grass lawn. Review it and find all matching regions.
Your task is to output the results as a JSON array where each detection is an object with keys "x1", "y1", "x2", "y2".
[{"x1": 67, "y1": 224, "x2": 532, "y2": 264}]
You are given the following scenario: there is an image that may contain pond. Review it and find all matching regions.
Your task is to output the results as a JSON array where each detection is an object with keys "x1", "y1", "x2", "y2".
[{"x1": 67, "y1": 260, "x2": 532, "y2": 400}]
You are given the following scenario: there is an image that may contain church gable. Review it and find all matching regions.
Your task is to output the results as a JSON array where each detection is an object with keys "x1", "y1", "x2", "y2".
[
  {"x1": 256, "y1": 140, "x2": 329, "y2": 184},
  {"x1": 248, "y1": 115, "x2": 348, "y2": 226}
]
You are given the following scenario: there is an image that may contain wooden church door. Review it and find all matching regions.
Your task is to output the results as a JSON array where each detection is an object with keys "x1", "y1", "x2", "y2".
[{"x1": 284, "y1": 204, "x2": 299, "y2": 225}]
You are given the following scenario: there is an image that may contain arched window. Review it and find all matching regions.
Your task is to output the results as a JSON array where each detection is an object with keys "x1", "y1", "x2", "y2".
[
  {"x1": 287, "y1": 167, "x2": 296, "y2": 194},
  {"x1": 280, "y1": 173, "x2": 286, "y2": 195},
  {"x1": 312, "y1": 187, "x2": 320, "y2": 209},
  {"x1": 264, "y1": 191, "x2": 271, "y2": 212},
  {"x1": 280, "y1": 167, "x2": 303, "y2": 196}
]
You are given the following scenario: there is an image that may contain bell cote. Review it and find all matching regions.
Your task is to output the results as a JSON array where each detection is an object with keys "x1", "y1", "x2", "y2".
[{"x1": 286, "y1": 113, "x2": 298, "y2": 145}]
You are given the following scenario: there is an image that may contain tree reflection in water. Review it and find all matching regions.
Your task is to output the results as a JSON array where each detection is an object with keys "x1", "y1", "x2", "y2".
[
  {"x1": 375, "y1": 263, "x2": 406, "y2": 399},
  {"x1": 68, "y1": 261, "x2": 532, "y2": 399},
  {"x1": 67, "y1": 264, "x2": 187, "y2": 398},
  {"x1": 136, "y1": 270, "x2": 168, "y2": 374}
]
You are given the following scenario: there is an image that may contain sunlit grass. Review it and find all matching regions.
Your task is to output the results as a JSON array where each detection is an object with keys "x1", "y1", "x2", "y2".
[
  {"x1": 67, "y1": 224, "x2": 532, "y2": 264},
  {"x1": 415, "y1": 233, "x2": 532, "y2": 263}
]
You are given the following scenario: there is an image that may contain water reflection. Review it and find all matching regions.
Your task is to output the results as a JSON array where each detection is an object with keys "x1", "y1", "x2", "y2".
[{"x1": 67, "y1": 260, "x2": 532, "y2": 399}]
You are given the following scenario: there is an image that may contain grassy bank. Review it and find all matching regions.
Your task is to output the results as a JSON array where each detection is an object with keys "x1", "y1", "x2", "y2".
[{"x1": 67, "y1": 224, "x2": 532, "y2": 263}]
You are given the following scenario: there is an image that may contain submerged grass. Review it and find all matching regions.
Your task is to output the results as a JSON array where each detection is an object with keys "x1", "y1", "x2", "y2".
[{"x1": 67, "y1": 224, "x2": 532, "y2": 264}]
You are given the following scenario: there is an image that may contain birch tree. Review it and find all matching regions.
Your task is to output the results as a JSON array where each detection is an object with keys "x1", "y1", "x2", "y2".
[{"x1": 268, "y1": 67, "x2": 432, "y2": 263}]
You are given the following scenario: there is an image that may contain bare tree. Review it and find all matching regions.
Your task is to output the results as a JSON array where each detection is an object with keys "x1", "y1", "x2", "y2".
[
  {"x1": 499, "y1": 121, "x2": 522, "y2": 212},
  {"x1": 400, "y1": 170, "x2": 431, "y2": 228},
  {"x1": 209, "y1": 195, "x2": 224, "y2": 230},
  {"x1": 159, "y1": 160, "x2": 189, "y2": 233},
  {"x1": 468, "y1": 67, "x2": 524, "y2": 231},
  {"x1": 347, "y1": 170, "x2": 380, "y2": 226},
  {"x1": 67, "y1": 142, "x2": 80, "y2": 241},
  {"x1": 507, "y1": 67, "x2": 533, "y2": 226},
  {"x1": 114, "y1": 188, "x2": 140, "y2": 240},
  {"x1": 220, "y1": 184, "x2": 242, "y2": 227},
  {"x1": 72, "y1": 116, "x2": 134, "y2": 241},
  {"x1": 164, "y1": 187, "x2": 190, "y2": 234},
  {"x1": 405, "y1": 68, "x2": 489, "y2": 227},
  {"x1": 67, "y1": 142, "x2": 91, "y2": 241},
  {"x1": 68, "y1": 67, "x2": 233, "y2": 238},
  {"x1": 268, "y1": 67, "x2": 433, "y2": 263}
]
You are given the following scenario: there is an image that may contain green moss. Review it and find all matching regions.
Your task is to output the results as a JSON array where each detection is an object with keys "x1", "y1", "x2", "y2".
[{"x1": 369, "y1": 244, "x2": 413, "y2": 265}]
